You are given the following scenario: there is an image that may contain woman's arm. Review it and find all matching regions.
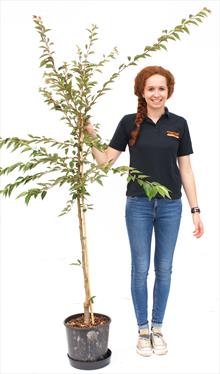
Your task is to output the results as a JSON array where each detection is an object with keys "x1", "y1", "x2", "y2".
[
  {"x1": 85, "y1": 122, "x2": 121, "y2": 166},
  {"x1": 178, "y1": 155, "x2": 204, "y2": 238},
  {"x1": 92, "y1": 145, "x2": 121, "y2": 166}
]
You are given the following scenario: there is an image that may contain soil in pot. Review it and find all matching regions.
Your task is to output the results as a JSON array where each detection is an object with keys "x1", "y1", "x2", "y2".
[{"x1": 66, "y1": 314, "x2": 109, "y2": 328}]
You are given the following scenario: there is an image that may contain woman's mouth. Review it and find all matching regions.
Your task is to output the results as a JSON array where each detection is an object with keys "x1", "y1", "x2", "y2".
[{"x1": 151, "y1": 99, "x2": 162, "y2": 103}]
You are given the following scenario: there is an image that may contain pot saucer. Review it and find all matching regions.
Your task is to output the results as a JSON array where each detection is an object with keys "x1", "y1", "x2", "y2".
[{"x1": 67, "y1": 348, "x2": 112, "y2": 370}]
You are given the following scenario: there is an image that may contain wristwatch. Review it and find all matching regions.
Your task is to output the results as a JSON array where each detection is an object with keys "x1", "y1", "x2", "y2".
[{"x1": 191, "y1": 207, "x2": 201, "y2": 214}]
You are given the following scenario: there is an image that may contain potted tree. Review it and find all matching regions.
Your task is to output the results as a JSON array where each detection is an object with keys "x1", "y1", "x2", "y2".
[{"x1": 0, "y1": 8, "x2": 210, "y2": 370}]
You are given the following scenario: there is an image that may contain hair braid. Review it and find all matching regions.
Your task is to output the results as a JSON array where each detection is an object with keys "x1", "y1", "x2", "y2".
[{"x1": 129, "y1": 97, "x2": 147, "y2": 146}]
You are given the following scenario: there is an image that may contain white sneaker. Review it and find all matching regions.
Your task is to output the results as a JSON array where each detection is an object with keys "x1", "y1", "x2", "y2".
[
  {"x1": 151, "y1": 327, "x2": 168, "y2": 355},
  {"x1": 136, "y1": 328, "x2": 153, "y2": 357}
]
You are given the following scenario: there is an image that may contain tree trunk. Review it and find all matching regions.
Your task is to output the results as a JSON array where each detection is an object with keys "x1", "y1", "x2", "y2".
[
  {"x1": 76, "y1": 114, "x2": 94, "y2": 325},
  {"x1": 77, "y1": 194, "x2": 94, "y2": 325}
]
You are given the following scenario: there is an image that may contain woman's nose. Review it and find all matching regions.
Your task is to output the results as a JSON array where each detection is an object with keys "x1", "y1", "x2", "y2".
[{"x1": 153, "y1": 90, "x2": 160, "y2": 97}]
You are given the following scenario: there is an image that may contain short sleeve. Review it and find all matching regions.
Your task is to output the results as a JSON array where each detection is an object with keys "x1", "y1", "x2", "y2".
[
  {"x1": 109, "y1": 116, "x2": 129, "y2": 151},
  {"x1": 177, "y1": 120, "x2": 193, "y2": 156}
]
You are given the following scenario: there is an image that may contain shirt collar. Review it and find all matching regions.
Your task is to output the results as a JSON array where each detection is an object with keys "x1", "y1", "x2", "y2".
[
  {"x1": 164, "y1": 107, "x2": 170, "y2": 117},
  {"x1": 145, "y1": 107, "x2": 170, "y2": 123}
]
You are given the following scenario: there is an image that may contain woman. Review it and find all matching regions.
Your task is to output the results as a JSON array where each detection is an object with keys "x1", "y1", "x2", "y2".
[{"x1": 85, "y1": 66, "x2": 204, "y2": 356}]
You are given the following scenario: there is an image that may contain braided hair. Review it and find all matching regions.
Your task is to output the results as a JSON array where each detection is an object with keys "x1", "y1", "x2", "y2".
[{"x1": 129, "y1": 66, "x2": 175, "y2": 146}]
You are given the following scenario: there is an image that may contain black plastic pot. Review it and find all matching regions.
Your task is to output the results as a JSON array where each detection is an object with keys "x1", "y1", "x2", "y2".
[{"x1": 64, "y1": 313, "x2": 111, "y2": 370}]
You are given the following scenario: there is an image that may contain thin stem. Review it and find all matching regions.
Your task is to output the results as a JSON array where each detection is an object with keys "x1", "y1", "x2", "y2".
[
  {"x1": 77, "y1": 114, "x2": 94, "y2": 324},
  {"x1": 81, "y1": 194, "x2": 94, "y2": 323}
]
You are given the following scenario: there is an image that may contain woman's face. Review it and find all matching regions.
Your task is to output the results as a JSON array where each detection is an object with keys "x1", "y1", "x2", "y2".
[{"x1": 142, "y1": 74, "x2": 168, "y2": 111}]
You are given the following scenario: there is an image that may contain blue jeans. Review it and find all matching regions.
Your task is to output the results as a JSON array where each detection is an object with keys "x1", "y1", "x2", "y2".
[{"x1": 125, "y1": 196, "x2": 182, "y2": 330}]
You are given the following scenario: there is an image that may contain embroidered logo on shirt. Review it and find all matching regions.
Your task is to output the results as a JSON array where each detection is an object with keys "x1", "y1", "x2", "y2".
[{"x1": 166, "y1": 130, "x2": 180, "y2": 139}]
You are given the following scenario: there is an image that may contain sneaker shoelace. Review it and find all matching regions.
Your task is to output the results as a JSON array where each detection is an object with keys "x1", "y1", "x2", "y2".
[
  {"x1": 152, "y1": 332, "x2": 166, "y2": 346},
  {"x1": 139, "y1": 335, "x2": 151, "y2": 347}
]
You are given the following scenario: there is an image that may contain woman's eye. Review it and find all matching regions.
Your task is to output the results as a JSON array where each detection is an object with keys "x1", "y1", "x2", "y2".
[{"x1": 147, "y1": 87, "x2": 166, "y2": 92}]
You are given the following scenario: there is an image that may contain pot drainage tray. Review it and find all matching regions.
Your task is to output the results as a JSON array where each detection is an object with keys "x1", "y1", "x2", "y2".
[{"x1": 68, "y1": 349, "x2": 112, "y2": 370}]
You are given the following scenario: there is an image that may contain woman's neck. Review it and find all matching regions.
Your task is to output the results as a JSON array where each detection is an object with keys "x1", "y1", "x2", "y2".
[{"x1": 147, "y1": 107, "x2": 165, "y2": 121}]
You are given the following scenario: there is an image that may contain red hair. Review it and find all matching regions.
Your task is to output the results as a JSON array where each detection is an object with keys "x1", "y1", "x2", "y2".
[{"x1": 129, "y1": 66, "x2": 175, "y2": 146}]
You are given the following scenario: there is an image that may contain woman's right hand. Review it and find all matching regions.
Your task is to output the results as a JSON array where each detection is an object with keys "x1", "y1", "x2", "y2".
[
  {"x1": 84, "y1": 120, "x2": 122, "y2": 165},
  {"x1": 84, "y1": 121, "x2": 97, "y2": 139}
]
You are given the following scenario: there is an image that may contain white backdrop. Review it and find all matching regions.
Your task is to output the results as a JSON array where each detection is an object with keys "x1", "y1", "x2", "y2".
[{"x1": 0, "y1": 1, "x2": 219, "y2": 374}]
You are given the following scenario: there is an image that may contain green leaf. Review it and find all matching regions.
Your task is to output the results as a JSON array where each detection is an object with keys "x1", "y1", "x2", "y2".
[
  {"x1": 90, "y1": 296, "x2": 96, "y2": 304},
  {"x1": 173, "y1": 32, "x2": 180, "y2": 40},
  {"x1": 119, "y1": 63, "x2": 125, "y2": 69},
  {"x1": 41, "y1": 191, "x2": 47, "y2": 199},
  {"x1": 128, "y1": 62, "x2": 138, "y2": 66},
  {"x1": 156, "y1": 185, "x2": 171, "y2": 199},
  {"x1": 183, "y1": 26, "x2": 190, "y2": 34},
  {"x1": 127, "y1": 175, "x2": 135, "y2": 182},
  {"x1": 96, "y1": 179, "x2": 103, "y2": 186},
  {"x1": 40, "y1": 58, "x2": 50, "y2": 67},
  {"x1": 134, "y1": 54, "x2": 145, "y2": 61},
  {"x1": 70, "y1": 259, "x2": 81, "y2": 266},
  {"x1": 159, "y1": 44, "x2": 167, "y2": 51},
  {"x1": 167, "y1": 35, "x2": 176, "y2": 41},
  {"x1": 141, "y1": 182, "x2": 152, "y2": 198},
  {"x1": 185, "y1": 20, "x2": 198, "y2": 26},
  {"x1": 25, "y1": 194, "x2": 32, "y2": 205}
]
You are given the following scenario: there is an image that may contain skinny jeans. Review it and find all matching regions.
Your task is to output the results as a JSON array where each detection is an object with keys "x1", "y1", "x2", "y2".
[{"x1": 125, "y1": 196, "x2": 182, "y2": 329}]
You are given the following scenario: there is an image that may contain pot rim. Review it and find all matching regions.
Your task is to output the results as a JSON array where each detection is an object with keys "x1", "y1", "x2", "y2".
[{"x1": 64, "y1": 313, "x2": 111, "y2": 330}]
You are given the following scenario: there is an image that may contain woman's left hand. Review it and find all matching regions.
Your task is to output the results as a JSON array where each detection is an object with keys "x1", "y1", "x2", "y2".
[{"x1": 192, "y1": 213, "x2": 204, "y2": 238}]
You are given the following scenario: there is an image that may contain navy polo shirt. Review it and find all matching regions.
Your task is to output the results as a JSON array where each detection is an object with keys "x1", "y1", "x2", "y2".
[{"x1": 109, "y1": 108, "x2": 193, "y2": 199}]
